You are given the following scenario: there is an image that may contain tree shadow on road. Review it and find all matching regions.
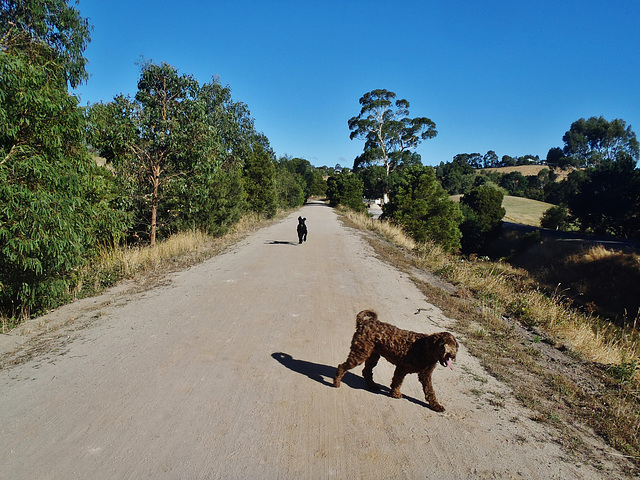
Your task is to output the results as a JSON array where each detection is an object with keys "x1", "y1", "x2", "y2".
[{"x1": 271, "y1": 352, "x2": 428, "y2": 408}]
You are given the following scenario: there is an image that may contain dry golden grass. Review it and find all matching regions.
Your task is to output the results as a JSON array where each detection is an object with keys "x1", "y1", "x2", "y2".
[
  {"x1": 342, "y1": 209, "x2": 417, "y2": 250},
  {"x1": 513, "y1": 241, "x2": 640, "y2": 328},
  {"x1": 479, "y1": 165, "x2": 578, "y2": 182},
  {"x1": 501, "y1": 196, "x2": 555, "y2": 226},
  {"x1": 75, "y1": 212, "x2": 288, "y2": 306},
  {"x1": 94, "y1": 230, "x2": 211, "y2": 277}
]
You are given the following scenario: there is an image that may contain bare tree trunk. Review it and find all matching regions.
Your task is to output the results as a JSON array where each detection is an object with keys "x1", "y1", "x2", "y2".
[{"x1": 150, "y1": 164, "x2": 161, "y2": 247}]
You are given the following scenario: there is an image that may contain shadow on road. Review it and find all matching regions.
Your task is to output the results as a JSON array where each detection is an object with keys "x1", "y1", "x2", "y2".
[
  {"x1": 265, "y1": 241, "x2": 298, "y2": 245},
  {"x1": 271, "y1": 352, "x2": 428, "y2": 408}
]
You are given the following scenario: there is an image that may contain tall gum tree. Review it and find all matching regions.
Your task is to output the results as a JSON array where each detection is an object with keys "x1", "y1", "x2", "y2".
[
  {"x1": 348, "y1": 89, "x2": 437, "y2": 202},
  {"x1": 130, "y1": 62, "x2": 210, "y2": 246},
  {"x1": 562, "y1": 116, "x2": 639, "y2": 167}
]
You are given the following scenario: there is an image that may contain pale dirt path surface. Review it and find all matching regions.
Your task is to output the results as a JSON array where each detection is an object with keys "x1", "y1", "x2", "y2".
[{"x1": 0, "y1": 202, "x2": 627, "y2": 479}]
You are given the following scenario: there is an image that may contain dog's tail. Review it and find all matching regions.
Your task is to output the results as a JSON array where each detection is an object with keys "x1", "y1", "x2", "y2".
[{"x1": 356, "y1": 310, "x2": 378, "y2": 329}]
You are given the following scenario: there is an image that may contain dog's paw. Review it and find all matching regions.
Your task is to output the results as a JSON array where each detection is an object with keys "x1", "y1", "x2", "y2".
[
  {"x1": 333, "y1": 378, "x2": 341, "y2": 388},
  {"x1": 430, "y1": 403, "x2": 445, "y2": 412},
  {"x1": 390, "y1": 390, "x2": 403, "y2": 399}
]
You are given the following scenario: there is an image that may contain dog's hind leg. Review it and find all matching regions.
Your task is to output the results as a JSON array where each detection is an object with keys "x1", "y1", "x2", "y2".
[
  {"x1": 333, "y1": 350, "x2": 369, "y2": 388},
  {"x1": 362, "y1": 353, "x2": 381, "y2": 391}
]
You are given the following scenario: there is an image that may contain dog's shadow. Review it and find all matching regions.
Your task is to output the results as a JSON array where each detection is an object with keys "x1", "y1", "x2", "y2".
[
  {"x1": 266, "y1": 240, "x2": 298, "y2": 246},
  {"x1": 271, "y1": 352, "x2": 428, "y2": 408}
]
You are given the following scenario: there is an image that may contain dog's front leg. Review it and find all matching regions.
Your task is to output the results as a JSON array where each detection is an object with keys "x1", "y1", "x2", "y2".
[
  {"x1": 389, "y1": 367, "x2": 409, "y2": 399},
  {"x1": 418, "y1": 368, "x2": 445, "y2": 412}
]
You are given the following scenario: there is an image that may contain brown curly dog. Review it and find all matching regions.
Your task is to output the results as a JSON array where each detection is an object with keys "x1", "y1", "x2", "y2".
[{"x1": 333, "y1": 310, "x2": 458, "y2": 412}]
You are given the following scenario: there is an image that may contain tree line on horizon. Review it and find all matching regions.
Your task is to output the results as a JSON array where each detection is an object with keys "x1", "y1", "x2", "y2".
[{"x1": 327, "y1": 89, "x2": 640, "y2": 253}]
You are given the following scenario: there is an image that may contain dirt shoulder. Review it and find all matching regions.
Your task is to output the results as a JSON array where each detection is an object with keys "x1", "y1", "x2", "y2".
[{"x1": 0, "y1": 202, "x2": 633, "y2": 478}]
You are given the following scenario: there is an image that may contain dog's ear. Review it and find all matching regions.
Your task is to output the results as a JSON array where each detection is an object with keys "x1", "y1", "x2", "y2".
[
  {"x1": 444, "y1": 341, "x2": 456, "y2": 358},
  {"x1": 436, "y1": 335, "x2": 447, "y2": 360}
]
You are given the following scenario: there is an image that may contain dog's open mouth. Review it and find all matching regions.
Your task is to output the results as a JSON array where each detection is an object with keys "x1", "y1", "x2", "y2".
[{"x1": 440, "y1": 356, "x2": 454, "y2": 370}]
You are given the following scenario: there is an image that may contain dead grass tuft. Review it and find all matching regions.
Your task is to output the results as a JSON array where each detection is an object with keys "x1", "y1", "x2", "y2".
[{"x1": 341, "y1": 208, "x2": 417, "y2": 250}]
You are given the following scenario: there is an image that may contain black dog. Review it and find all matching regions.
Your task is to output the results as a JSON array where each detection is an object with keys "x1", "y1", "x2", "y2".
[{"x1": 297, "y1": 216, "x2": 307, "y2": 244}]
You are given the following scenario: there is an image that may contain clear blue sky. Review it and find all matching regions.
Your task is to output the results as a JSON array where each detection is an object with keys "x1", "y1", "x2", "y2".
[{"x1": 74, "y1": 0, "x2": 640, "y2": 168}]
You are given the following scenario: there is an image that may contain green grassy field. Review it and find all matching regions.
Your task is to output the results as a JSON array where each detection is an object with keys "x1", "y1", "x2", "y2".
[
  {"x1": 450, "y1": 194, "x2": 554, "y2": 227},
  {"x1": 501, "y1": 196, "x2": 554, "y2": 226}
]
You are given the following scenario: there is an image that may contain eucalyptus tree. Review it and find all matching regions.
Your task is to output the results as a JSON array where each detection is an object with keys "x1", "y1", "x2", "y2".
[
  {"x1": 134, "y1": 62, "x2": 213, "y2": 246},
  {"x1": 243, "y1": 143, "x2": 278, "y2": 217},
  {"x1": 88, "y1": 62, "x2": 214, "y2": 246},
  {"x1": 348, "y1": 89, "x2": 437, "y2": 201},
  {"x1": 562, "y1": 117, "x2": 639, "y2": 167},
  {"x1": 0, "y1": 0, "x2": 91, "y2": 87},
  {"x1": 200, "y1": 79, "x2": 256, "y2": 165},
  {"x1": 1, "y1": 0, "x2": 128, "y2": 317}
]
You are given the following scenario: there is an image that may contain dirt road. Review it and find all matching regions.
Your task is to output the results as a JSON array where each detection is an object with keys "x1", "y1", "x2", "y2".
[{"x1": 0, "y1": 202, "x2": 625, "y2": 479}]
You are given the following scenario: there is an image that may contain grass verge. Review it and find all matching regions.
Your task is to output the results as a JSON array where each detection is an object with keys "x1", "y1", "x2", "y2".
[{"x1": 340, "y1": 208, "x2": 640, "y2": 475}]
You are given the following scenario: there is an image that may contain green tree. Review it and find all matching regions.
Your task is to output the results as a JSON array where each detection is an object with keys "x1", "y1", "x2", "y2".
[
  {"x1": 499, "y1": 171, "x2": 528, "y2": 196},
  {"x1": 540, "y1": 205, "x2": 570, "y2": 231},
  {"x1": 167, "y1": 159, "x2": 245, "y2": 236},
  {"x1": 243, "y1": 143, "x2": 278, "y2": 217},
  {"x1": 459, "y1": 185, "x2": 506, "y2": 254},
  {"x1": 276, "y1": 156, "x2": 322, "y2": 201},
  {"x1": 358, "y1": 165, "x2": 388, "y2": 200},
  {"x1": 1, "y1": 0, "x2": 91, "y2": 87},
  {"x1": 348, "y1": 89, "x2": 437, "y2": 201},
  {"x1": 483, "y1": 150, "x2": 499, "y2": 168},
  {"x1": 382, "y1": 165, "x2": 462, "y2": 251},
  {"x1": 88, "y1": 74, "x2": 266, "y2": 239},
  {"x1": 568, "y1": 158, "x2": 640, "y2": 238},
  {"x1": 1, "y1": 1, "x2": 128, "y2": 317},
  {"x1": 326, "y1": 172, "x2": 366, "y2": 212},
  {"x1": 435, "y1": 155, "x2": 477, "y2": 195},
  {"x1": 88, "y1": 62, "x2": 214, "y2": 246},
  {"x1": 134, "y1": 62, "x2": 211, "y2": 245},
  {"x1": 200, "y1": 79, "x2": 257, "y2": 165},
  {"x1": 275, "y1": 160, "x2": 305, "y2": 209},
  {"x1": 562, "y1": 117, "x2": 639, "y2": 167}
]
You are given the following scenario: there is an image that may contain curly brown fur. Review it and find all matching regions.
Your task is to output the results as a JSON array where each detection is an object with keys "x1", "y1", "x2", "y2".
[{"x1": 333, "y1": 310, "x2": 458, "y2": 412}]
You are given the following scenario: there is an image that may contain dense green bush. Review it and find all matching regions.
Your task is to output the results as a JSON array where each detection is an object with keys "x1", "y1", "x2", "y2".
[
  {"x1": 243, "y1": 144, "x2": 278, "y2": 218},
  {"x1": 460, "y1": 185, "x2": 506, "y2": 254},
  {"x1": 1, "y1": 28, "x2": 128, "y2": 316},
  {"x1": 326, "y1": 172, "x2": 366, "y2": 211},
  {"x1": 540, "y1": 205, "x2": 570, "y2": 231},
  {"x1": 382, "y1": 165, "x2": 462, "y2": 251}
]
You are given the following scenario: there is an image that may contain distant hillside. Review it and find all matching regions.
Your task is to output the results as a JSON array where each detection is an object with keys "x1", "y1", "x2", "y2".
[
  {"x1": 450, "y1": 194, "x2": 554, "y2": 227},
  {"x1": 479, "y1": 165, "x2": 576, "y2": 181}
]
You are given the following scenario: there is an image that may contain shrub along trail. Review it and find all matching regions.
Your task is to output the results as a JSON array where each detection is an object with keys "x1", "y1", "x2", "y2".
[{"x1": 0, "y1": 201, "x2": 628, "y2": 479}]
